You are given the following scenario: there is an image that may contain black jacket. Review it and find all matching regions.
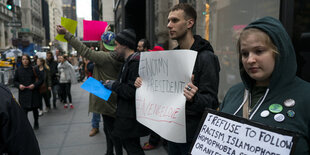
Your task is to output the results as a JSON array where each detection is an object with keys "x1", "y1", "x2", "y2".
[
  {"x1": 0, "y1": 84, "x2": 40, "y2": 154},
  {"x1": 47, "y1": 59, "x2": 59, "y2": 86},
  {"x1": 14, "y1": 66, "x2": 43, "y2": 109},
  {"x1": 176, "y1": 35, "x2": 220, "y2": 142},
  {"x1": 111, "y1": 52, "x2": 149, "y2": 138}
]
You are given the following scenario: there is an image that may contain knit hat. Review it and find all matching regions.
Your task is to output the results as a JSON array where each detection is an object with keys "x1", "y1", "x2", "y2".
[
  {"x1": 101, "y1": 31, "x2": 116, "y2": 51},
  {"x1": 115, "y1": 29, "x2": 136, "y2": 50}
]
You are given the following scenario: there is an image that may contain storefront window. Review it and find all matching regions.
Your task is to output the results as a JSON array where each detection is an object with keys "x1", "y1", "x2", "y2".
[{"x1": 201, "y1": 0, "x2": 281, "y2": 101}]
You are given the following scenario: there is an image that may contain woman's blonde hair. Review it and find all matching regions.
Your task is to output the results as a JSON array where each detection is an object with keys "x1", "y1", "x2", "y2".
[
  {"x1": 237, "y1": 28, "x2": 279, "y2": 56},
  {"x1": 38, "y1": 58, "x2": 50, "y2": 70}
]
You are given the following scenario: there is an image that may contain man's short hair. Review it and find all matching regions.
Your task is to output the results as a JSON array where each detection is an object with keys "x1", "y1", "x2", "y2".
[
  {"x1": 170, "y1": 3, "x2": 197, "y2": 27},
  {"x1": 46, "y1": 51, "x2": 53, "y2": 56},
  {"x1": 139, "y1": 39, "x2": 150, "y2": 50}
]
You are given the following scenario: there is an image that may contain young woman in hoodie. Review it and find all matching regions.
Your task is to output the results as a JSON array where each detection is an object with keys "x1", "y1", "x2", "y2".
[
  {"x1": 58, "y1": 55, "x2": 77, "y2": 109},
  {"x1": 220, "y1": 17, "x2": 310, "y2": 154}
]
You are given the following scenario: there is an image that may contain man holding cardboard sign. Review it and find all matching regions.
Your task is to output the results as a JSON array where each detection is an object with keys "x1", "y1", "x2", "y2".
[{"x1": 135, "y1": 3, "x2": 220, "y2": 155}]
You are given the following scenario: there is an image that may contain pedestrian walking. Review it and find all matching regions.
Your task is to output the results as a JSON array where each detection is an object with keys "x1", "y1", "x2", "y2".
[
  {"x1": 36, "y1": 58, "x2": 52, "y2": 115},
  {"x1": 58, "y1": 54, "x2": 77, "y2": 109},
  {"x1": 104, "y1": 29, "x2": 150, "y2": 155},
  {"x1": 0, "y1": 83, "x2": 40, "y2": 154},
  {"x1": 46, "y1": 51, "x2": 59, "y2": 109},
  {"x1": 220, "y1": 16, "x2": 310, "y2": 154},
  {"x1": 14, "y1": 54, "x2": 43, "y2": 130}
]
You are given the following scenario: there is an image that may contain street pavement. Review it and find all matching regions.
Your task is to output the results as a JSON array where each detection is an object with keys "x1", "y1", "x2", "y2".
[{"x1": 10, "y1": 83, "x2": 168, "y2": 155}]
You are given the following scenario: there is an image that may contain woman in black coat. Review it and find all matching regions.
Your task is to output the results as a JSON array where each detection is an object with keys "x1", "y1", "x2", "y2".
[{"x1": 14, "y1": 54, "x2": 43, "y2": 129}]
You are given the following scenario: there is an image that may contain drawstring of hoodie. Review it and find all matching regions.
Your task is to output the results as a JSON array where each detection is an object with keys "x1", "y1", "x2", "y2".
[{"x1": 234, "y1": 88, "x2": 270, "y2": 120}]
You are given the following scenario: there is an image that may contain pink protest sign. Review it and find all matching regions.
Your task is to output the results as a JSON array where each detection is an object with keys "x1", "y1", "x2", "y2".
[{"x1": 83, "y1": 20, "x2": 108, "y2": 41}]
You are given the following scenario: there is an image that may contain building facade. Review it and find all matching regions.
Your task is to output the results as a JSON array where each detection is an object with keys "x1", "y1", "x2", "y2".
[
  {"x1": 0, "y1": 0, "x2": 14, "y2": 50},
  {"x1": 62, "y1": 0, "x2": 76, "y2": 20},
  {"x1": 77, "y1": 17, "x2": 83, "y2": 40},
  {"x1": 101, "y1": 0, "x2": 114, "y2": 25},
  {"x1": 92, "y1": 0, "x2": 102, "y2": 21},
  {"x1": 62, "y1": 0, "x2": 76, "y2": 52},
  {"x1": 19, "y1": 0, "x2": 45, "y2": 46},
  {"x1": 48, "y1": 0, "x2": 64, "y2": 51},
  {"x1": 42, "y1": 0, "x2": 49, "y2": 46},
  {"x1": 48, "y1": 0, "x2": 62, "y2": 42}
]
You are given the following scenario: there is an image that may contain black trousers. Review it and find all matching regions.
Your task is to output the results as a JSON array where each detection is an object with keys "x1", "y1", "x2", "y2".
[
  {"x1": 59, "y1": 83, "x2": 72, "y2": 103},
  {"x1": 149, "y1": 131, "x2": 161, "y2": 146},
  {"x1": 168, "y1": 141, "x2": 191, "y2": 155},
  {"x1": 121, "y1": 137, "x2": 144, "y2": 155},
  {"x1": 23, "y1": 108, "x2": 39, "y2": 125},
  {"x1": 102, "y1": 115, "x2": 123, "y2": 155},
  {"x1": 39, "y1": 92, "x2": 51, "y2": 110},
  {"x1": 51, "y1": 84, "x2": 59, "y2": 107}
]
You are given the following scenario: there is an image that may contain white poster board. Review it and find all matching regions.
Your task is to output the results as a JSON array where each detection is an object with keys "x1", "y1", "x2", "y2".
[
  {"x1": 190, "y1": 110, "x2": 297, "y2": 155},
  {"x1": 136, "y1": 50, "x2": 197, "y2": 143}
]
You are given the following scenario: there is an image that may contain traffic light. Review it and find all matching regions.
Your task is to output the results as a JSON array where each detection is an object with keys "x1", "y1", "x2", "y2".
[{"x1": 6, "y1": 0, "x2": 14, "y2": 11}]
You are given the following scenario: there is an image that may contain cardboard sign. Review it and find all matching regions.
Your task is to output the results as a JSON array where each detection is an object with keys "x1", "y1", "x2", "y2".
[
  {"x1": 80, "y1": 77, "x2": 112, "y2": 101},
  {"x1": 136, "y1": 50, "x2": 197, "y2": 143},
  {"x1": 190, "y1": 109, "x2": 297, "y2": 155},
  {"x1": 83, "y1": 20, "x2": 108, "y2": 41},
  {"x1": 55, "y1": 17, "x2": 77, "y2": 42}
]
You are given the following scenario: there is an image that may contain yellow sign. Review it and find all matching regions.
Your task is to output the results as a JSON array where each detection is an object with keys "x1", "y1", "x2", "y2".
[{"x1": 55, "y1": 17, "x2": 77, "y2": 42}]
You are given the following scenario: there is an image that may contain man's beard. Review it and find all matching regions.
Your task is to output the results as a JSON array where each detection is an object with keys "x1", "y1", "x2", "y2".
[{"x1": 171, "y1": 29, "x2": 188, "y2": 41}]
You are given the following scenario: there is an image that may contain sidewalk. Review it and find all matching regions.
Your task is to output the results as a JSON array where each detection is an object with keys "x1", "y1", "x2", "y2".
[{"x1": 10, "y1": 83, "x2": 167, "y2": 155}]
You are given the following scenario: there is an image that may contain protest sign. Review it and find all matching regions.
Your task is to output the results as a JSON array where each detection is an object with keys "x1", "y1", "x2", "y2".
[
  {"x1": 136, "y1": 50, "x2": 197, "y2": 143},
  {"x1": 80, "y1": 77, "x2": 112, "y2": 101},
  {"x1": 190, "y1": 109, "x2": 297, "y2": 155},
  {"x1": 83, "y1": 20, "x2": 108, "y2": 41},
  {"x1": 55, "y1": 17, "x2": 77, "y2": 42}
]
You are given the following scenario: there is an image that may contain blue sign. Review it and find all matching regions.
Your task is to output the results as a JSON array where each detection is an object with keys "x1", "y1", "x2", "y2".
[{"x1": 81, "y1": 77, "x2": 112, "y2": 101}]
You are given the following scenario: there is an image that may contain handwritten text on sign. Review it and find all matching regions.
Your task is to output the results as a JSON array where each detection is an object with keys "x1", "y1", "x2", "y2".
[
  {"x1": 191, "y1": 112, "x2": 295, "y2": 155},
  {"x1": 136, "y1": 50, "x2": 197, "y2": 143}
]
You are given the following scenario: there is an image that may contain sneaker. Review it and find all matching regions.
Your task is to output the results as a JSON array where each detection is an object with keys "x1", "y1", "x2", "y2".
[
  {"x1": 89, "y1": 128, "x2": 99, "y2": 137},
  {"x1": 142, "y1": 142, "x2": 156, "y2": 150},
  {"x1": 38, "y1": 110, "x2": 44, "y2": 116},
  {"x1": 70, "y1": 104, "x2": 74, "y2": 109},
  {"x1": 64, "y1": 104, "x2": 68, "y2": 109},
  {"x1": 44, "y1": 107, "x2": 50, "y2": 113}
]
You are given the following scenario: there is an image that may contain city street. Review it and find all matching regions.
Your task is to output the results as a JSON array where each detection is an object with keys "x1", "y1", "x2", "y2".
[{"x1": 10, "y1": 83, "x2": 167, "y2": 155}]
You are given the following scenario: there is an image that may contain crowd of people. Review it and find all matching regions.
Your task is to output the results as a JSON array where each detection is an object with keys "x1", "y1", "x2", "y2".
[{"x1": 1, "y1": 2, "x2": 310, "y2": 155}]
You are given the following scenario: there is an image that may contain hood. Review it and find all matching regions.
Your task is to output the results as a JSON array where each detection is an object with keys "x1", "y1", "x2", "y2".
[
  {"x1": 190, "y1": 35, "x2": 214, "y2": 53},
  {"x1": 126, "y1": 52, "x2": 140, "y2": 63},
  {"x1": 240, "y1": 17, "x2": 297, "y2": 94}
]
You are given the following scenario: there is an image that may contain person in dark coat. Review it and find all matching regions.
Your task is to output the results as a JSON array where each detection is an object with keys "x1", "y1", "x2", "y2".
[
  {"x1": 0, "y1": 83, "x2": 40, "y2": 154},
  {"x1": 46, "y1": 51, "x2": 59, "y2": 109},
  {"x1": 14, "y1": 54, "x2": 43, "y2": 129},
  {"x1": 104, "y1": 29, "x2": 149, "y2": 155}
]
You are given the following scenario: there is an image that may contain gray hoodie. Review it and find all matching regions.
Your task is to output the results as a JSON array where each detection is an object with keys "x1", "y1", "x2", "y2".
[{"x1": 58, "y1": 61, "x2": 77, "y2": 84}]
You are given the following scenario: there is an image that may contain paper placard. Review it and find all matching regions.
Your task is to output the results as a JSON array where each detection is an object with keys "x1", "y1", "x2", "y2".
[
  {"x1": 136, "y1": 50, "x2": 197, "y2": 143},
  {"x1": 55, "y1": 17, "x2": 77, "y2": 42},
  {"x1": 80, "y1": 77, "x2": 112, "y2": 101},
  {"x1": 83, "y1": 20, "x2": 108, "y2": 41},
  {"x1": 190, "y1": 109, "x2": 297, "y2": 155}
]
